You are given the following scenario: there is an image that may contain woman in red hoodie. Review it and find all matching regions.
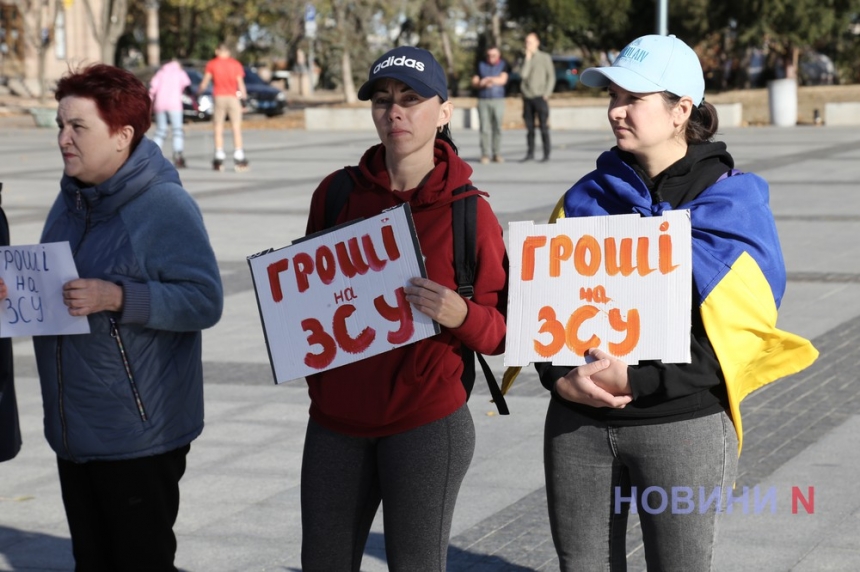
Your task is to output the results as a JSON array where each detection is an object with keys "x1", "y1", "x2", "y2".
[{"x1": 300, "y1": 46, "x2": 508, "y2": 571}]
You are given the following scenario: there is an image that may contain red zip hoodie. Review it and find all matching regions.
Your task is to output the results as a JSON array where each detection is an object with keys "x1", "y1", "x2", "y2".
[{"x1": 304, "y1": 140, "x2": 509, "y2": 436}]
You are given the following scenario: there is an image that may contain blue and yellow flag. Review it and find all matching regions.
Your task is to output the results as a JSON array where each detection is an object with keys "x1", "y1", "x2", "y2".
[{"x1": 504, "y1": 151, "x2": 818, "y2": 453}]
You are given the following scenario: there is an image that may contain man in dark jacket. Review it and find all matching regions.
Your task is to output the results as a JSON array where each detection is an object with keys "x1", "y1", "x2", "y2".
[
  {"x1": 520, "y1": 32, "x2": 555, "y2": 162},
  {"x1": 0, "y1": 182, "x2": 22, "y2": 462}
]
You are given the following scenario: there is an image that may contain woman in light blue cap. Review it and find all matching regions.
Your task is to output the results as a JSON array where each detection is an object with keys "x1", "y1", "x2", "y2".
[{"x1": 536, "y1": 34, "x2": 817, "y2": 571}]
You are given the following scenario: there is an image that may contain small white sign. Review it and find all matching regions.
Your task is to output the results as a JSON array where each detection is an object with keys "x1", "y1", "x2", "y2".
[
  {"x1": 505, "y1": 211, "x2": 692, "y2": 366},
  {"x1": 0, "y1": 241, "x2": 90, "y2": 338},
  {"x1": 304, "y1": 4, "x2": 317, "y2": 38},
  {"x1": 248, "y1": 204, "x2": 439, "y2": 383},
  {"x1": 305, "y1": 20, "x2": 317, "y2": 39}
]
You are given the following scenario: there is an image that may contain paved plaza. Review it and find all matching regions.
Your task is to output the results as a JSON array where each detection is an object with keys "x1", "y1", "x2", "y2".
[{"x1": 0, "y1": 115, "x2": 859, "y2": 571}]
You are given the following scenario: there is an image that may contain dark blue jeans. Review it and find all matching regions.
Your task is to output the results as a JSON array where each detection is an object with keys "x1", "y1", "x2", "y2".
[{"x1": 544, "y1": 401, "x2": 738, "y2": 571}]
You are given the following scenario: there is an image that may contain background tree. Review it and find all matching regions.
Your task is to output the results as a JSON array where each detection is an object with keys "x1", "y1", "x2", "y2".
[
  {"x1": 411, "y1": 0, "x2": 458, "y2": 94},
  {"x1": 247, "y1": 0, "x2": 306, "y2": 73},
  {"x1": 470, "y1": 0, "x2": 502, "y2": 49},
  {"x1": 81, "y1": 0, "x2": 128, "y2": 64},
  {"x1": 504, "y1": 0, "x2": 629, "y2": 61},
  {"x1": 832, "y1": 10, "x2": 860, "y2": 83},
  {"x1": 113, "y1": 0, "x2": 860, "y2": 95},
  {"x1": 726, "y1": 0, "x2": 857, "y2": 80},
  {"x1": 12, "y1": 0, "x2": 58, "y2": 101},
  {"x1": 314, "y1": 0, "x2": 396, "y2": 102},
  {"x1": 504, "y1": 0, "x2": 731, "y2": 62}
]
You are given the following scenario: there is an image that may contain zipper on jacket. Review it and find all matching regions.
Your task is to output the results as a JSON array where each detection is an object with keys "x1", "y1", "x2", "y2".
[
  {"x1": 110, "y1": 318, "x2": 148, "y2": 422},
  {"x1": 72, "y1": 195, "x2": 91, "y2": 256},
  {"x1": 54, "y1": 190, "x2": 89, "y2": 460},
  {"x1": 55, "y1": 338, "x2": 74, "y2": 461}
]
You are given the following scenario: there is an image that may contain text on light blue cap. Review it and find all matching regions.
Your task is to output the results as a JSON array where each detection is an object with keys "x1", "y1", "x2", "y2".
[{"x1": 580, "y1": 34, "x2": 705, "y2": 105}]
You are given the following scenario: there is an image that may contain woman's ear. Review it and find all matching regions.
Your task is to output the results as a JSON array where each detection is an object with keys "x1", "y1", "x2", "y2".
[
  {"x1": 115, "y1": 125, "x2": 135, "y2": 153},
  {"x1": 673, "y1": 96, "x2": 694, "y2": 127},
  {"x1": 437, "y1": 100, "x2": 454, "y2": 129}
]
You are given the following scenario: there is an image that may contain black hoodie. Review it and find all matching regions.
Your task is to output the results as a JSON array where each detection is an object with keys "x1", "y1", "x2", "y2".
[{"x1": 536, "y1": 141, "x2": 735, "y2": 425}]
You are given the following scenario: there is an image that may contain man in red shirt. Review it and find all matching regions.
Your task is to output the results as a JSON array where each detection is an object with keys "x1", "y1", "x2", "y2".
[{"x1": 198, "y1": 44, "x2": 249, "y2": 171}]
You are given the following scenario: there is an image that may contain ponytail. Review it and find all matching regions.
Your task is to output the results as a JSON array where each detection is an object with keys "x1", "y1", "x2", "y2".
[
  {"x1": 436, "y1": 123, "x2": 459, "y2": 155},
  {"x1": 662, "y1": 93, "x2": 719, "y2": 144},
  {"x1": 686, "y1": 101, "x2": 719, "y2": 144}
]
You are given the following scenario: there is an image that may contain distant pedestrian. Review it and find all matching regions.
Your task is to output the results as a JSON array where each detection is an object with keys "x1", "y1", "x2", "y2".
[
  {"x1": 519, "y1": 32, "x2": 555, "y2": 162},
  {"x1": 0, "y1": 182, "x2": 22, "y2": 464},
  {"x1": 198, "y1": 43, "x2": 249, "y2": 172},
  {"x1": 471, "y1": 45, "x2": 509, "y2": 164},
  {"x1": 149, "y1": 58, "x2": 190, "y2": 168}
]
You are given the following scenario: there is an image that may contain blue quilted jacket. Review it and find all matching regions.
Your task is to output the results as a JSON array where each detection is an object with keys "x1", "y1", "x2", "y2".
[{"x1": 33, "y1": 138, "x2": 223, "y2": 462}]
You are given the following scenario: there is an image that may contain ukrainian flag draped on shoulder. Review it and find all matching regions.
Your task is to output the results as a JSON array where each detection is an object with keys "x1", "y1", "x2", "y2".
[{"x1": 502, "y1": 150, "x2": 818, "y2": 453}]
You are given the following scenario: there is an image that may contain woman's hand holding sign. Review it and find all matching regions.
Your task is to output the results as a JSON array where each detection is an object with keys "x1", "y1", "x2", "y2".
[
  {"x1": 554, "y1": 348, "x2": 632, "y2": 408},
  {"x1": 586, "y1": 347, "x2": 632, "y2": 396},
  {"x1": 0, "y1": 277, "x2": 7, "y2": 301},
  {"x1": 62, "y1": 279, "x2": 123, "y2": 317},
  {"x1": 405, "y1": 277, "x2": 468, "y2": 329}
]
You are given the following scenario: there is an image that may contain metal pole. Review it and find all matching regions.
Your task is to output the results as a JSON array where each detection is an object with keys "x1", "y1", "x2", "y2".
[
  {"x1": 145, "y1": 0, "x2": 160, "y2": 66},
  {"x1": 304, "y1": 4, "x2": 316, "y2": 95},
  {"x1": 657, "y1": 0, "x2": 668, "y2": 36},
  {"x1": 308, "y1": 40, "x2": 315, "y2": 95}
]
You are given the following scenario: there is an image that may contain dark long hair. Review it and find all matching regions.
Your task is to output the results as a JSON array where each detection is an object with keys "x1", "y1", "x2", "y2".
[
  {"x1": 662, "y1": 93, "x2": 719, "y2": 144},
  {"x1": 436, "y1": 123, "x2": 459, "y2": 154}
]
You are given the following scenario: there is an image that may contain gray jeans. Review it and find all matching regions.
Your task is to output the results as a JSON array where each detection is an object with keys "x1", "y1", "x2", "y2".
[
  {"x1": 477, "y1": 98, "x2": 505, "y2": 157},
  {"x1": 544, "y1": 400, "x2": 738, "y2": 572},
  {"x1": 301, "y1": 404, "x2": 475, "y2": 572}
]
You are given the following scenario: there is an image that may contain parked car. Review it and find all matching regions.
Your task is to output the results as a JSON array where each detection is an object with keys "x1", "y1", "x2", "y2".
[
  {"x1": 182, "y1": 65, "x2": 287, "y2": 121},
  {"x1": 242, "y1": 66, "x2": 288, "y2": 116},
  {"x1": 506, "y1": 55, "x2": 583, "y2": 95},
  {"x1": 182, "y1": 68, "x2": 213, "y2": 121},
  {"x1": 551, "y1": 55, "x2": 583, "y2": 91},
  {"x1": 799, "y1": 51, "x2": 837, "y2": 86}
]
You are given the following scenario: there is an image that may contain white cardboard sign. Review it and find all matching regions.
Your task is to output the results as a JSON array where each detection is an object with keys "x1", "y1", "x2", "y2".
[
  {"x1": 248, "y1": 204, "x2": 439, "y2": 383},
  {"x1": 0, "y1": 241, "x2": 90, "y2": 338},
  {"x1": 505, "y1": 211, "x2": 692, "y2": 367}
]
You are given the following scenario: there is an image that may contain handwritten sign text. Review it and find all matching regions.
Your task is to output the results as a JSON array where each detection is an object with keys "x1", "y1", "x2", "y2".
[
  {"x1": 505, "y1": 211, "x2": 692, "y2": 366},
  {"x1": 248, "y1": 205, "x2": 438, "y2": 383},
  {"x1": 0, "y1": 242, "x2": 90, "y2": 338}
]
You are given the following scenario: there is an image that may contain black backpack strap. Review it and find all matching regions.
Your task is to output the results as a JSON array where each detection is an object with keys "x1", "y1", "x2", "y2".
[
  {"x1": 452, "y1": 186, "x2": 509, "y2": 415},
  {"x1": 324, "y1": 168, "x2": 356, "y2": 229},
  {"x1": 478, "y1": 353, "x2": 509, "y2": 415},
  {"x1": 452, "y1": 186, "x2": 477, "y2": 299}
]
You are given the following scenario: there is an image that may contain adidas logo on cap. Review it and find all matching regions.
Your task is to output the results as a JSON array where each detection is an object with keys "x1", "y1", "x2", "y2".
[
  {"x1": 373, "y1": 55, "x2": 426, "y2": 75},
  {"x1": 358, "y1": 46, "x2": 448, "y2": 101}
]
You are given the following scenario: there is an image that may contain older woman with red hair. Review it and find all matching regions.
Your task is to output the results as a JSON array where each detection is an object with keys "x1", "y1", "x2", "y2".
[{"x1": 32, "y1": 64, "x2": 223, "y2": 571}]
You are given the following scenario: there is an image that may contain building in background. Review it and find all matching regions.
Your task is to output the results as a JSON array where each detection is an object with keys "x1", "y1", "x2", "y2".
[{"x1": 1, "y1": 0, "x2": 102, "y2": 98}]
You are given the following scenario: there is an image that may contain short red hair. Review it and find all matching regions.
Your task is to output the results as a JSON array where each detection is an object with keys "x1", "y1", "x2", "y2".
[{"x1": 55, "y1": 64, "x2": 152, "y2": 150}]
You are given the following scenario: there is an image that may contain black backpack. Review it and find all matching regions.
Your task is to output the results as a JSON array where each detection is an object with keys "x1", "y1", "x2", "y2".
[{"x1": 323, "y1": 169, "x2": 509, "y2": 415}]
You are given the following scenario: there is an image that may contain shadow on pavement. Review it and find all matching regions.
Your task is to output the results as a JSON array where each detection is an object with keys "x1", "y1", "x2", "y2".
[
  {"x1": 360, "y1": 531, "x2": 539, "y2": 571},
  {"x1": 0, "y1": 525, "x2": 73, "y2": 571}
]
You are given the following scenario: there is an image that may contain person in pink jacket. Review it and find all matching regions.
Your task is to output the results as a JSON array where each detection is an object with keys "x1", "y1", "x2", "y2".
[{"x1": 149, "y1": 59, "x2": 191, "y2": 168}]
